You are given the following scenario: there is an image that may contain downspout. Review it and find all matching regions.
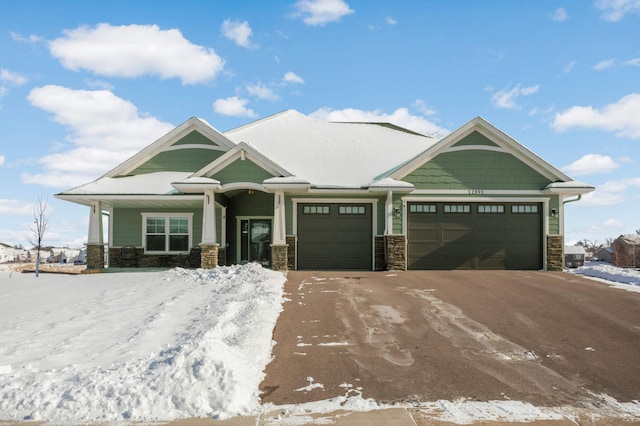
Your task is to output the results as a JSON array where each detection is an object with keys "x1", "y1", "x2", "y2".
[{"x1": 563, "y1": 195, "x2": 582, "y2": 205}]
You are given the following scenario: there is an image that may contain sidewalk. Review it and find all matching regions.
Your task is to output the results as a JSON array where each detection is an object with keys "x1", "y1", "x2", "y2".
[{"x1": 165, "y1": 407, "x2": 584, "y2": 425}]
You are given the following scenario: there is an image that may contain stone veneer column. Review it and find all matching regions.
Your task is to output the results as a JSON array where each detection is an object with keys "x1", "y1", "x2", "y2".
[
  {"x1": 86, "y1": 244, "x2": 104, "y2": 270},
  {"x1": 385, "y1": 235, "x2": 406, "y2": 271},
  {"x1": 546, "y1": 235, "x2": 564, "y2": 271},
  {"x1": 271, "y1": 244, "x2": 288, "y2": 271},
  {"x1": 200, "y1": 244, "x2": 219, "y2": 269}
]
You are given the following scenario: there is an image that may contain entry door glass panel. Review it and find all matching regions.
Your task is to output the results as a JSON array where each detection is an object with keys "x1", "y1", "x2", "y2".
[{"x1": 240, "y1": 219, "x2": 271, "y2": 267}]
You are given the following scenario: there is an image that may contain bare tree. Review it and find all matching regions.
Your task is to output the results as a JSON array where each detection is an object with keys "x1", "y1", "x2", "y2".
[{"x1": 25, "y1": 194, "x2": 48, "y2": 277}]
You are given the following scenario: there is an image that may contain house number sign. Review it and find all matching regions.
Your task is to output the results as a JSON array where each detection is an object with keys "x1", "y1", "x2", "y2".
[{"x1": 468, "y1": 189, "x2": 484, "y2": 195}]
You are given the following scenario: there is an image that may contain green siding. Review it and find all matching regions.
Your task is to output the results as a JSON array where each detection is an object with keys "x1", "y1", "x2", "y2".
[
  {"x1": 405, "y1": 150, "x2": 551, "y2": 190},
  {"x1": 452, "y1": 131, "x2": 499, "y2": 147},
  {"x1": 549, "y1": 194, "x2": 560, "y2": 234},
  {"x1": 112, "y1": 207, "x2": 203, "y2": 247},
  {"x1": 130, "y1": 149, "x2": 224, "y2": 175},
  {"x1": 212, "y1": 159, "x2": 274, "y2": 184},
  {"x1": 171, "y1": 130, "x2": 221, "y2": 147}
]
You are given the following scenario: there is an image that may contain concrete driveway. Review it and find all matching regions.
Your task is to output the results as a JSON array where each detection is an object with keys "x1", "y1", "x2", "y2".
[{"x1": 259, "y1": 270, "x2": 640, "y2": 408}]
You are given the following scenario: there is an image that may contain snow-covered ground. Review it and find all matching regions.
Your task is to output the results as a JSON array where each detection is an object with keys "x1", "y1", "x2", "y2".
[
  {"x1": 0, "y1": 261, "x2": 639, "y2": 425},
  {"x1": 571, "y1": 260, "x2": 640, "y2": 292},
  {"x1": 0, "y1": 264, "x2": 286, "y2": 423}
]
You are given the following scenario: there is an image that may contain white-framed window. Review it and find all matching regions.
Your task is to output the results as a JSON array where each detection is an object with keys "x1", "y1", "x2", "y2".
[
  {"x1": 141, "y1": 213, "x2": 193, "y2": 253},
  {"x1": 339, "y1": 205, "x2": 366, "y2": 215},
  {"x1": 409, "y1": 204, "x2": 436, "y2": 213},
  {"x1": 303, "y1": 205, "x2": 330, "y2": 214},
  {"x1": 511, "y1": 205, "x2": 539, "y2": 214},
  {"x1": 444, "y1": 204, "x2": 471, "y2": 213},
  {"x1": 478, "y1": 205, "x2": 505, "y2": 214}
]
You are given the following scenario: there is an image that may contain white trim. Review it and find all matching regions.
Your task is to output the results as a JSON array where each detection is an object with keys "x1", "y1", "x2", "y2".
[
  {"x1": 444, "y1": 145, "x2": 507, "y2": 153},
  {"x1": 221, "y1": 206, "x2": 227, "y2": 248},
  {"x1": 292, "y1": 198, "x2": 379, "y2": 271},
  {"x1": 141, "y1": 212, "x2": 194, "y2": 254},
  {"x1": 162, "y1": 144, "x2": 227, "y2": 152},
  {"x1": 194, "y1": 142, "x2": 291, "y2": 178},
  {"x1": 409, "y1": 189, "x2": 544, "y2": 195},
  {"x1": 220, "y1": 182, "x2": 265, "y2": 193}
]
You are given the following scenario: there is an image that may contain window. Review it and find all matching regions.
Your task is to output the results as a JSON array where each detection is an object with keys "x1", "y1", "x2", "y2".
[
  {"x1": 142, "y1": 213, "x2": 193, "y2": 253},
  {"x1": 339, "y1": 205, "x2": 365, "y2": 215},
  {"x1": 478, "y1": 205, "x2": 505, "y2": 214},
  {"x1": 444, "y1": 204, "x2": 470, "y2": 213},
  {"x1": 303, "y1": 205, "x2": 330, "y2": 214},
  {"x1": 409, "y1": 204, "x2": 436, "y2": 213},
  {"x1": 511, "y1": 205, "x2": 539, "y2": 214}
]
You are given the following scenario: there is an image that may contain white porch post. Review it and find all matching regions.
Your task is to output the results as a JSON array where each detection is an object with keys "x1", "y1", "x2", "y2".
[
  {"x1": 273, "y1": 190, "x2": 286, "y2": 245},
  {"x1": 86, "y1": 200, "x2": 105, "y2": 269},
  {"x1": 384, "y1": 191, "x2": 393, "y2": 235},
  {"x1": 201, "y1": 189, "x2": 217, "y2": 245},
  {"x1": 88, "y1": 200, "x2": 103, "y2": 245}
]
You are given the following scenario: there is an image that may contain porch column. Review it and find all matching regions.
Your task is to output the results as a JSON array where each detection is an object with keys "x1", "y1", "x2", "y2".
[
  {"x1": 271, "y1": 190, "x2": 288, "y2": 271},
  {"x1": 86, "y1": 200, "x2": 104, "y2": 270},
  {"x1": 200, "y1": 189, "x2": 219, "y2": 269},
  {"x1": 384, "y1": 191, "x2": 393, "y2": 235}
]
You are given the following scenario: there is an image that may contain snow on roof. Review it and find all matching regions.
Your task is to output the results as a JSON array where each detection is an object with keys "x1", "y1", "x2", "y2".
[
  {"x1": 565, "y1": 246, "x2": 586, "y2": 255},
  {"x1": 367, "y1": 177, "x2": 415, "y2": 191},
  {"x1": 63, "y1": 172, "x2": 192, "y2": 195},
  {"x1": 224, "y1": 110, "x2": 436, "y2": 188},
  {"x1": 616, "y1": 234, "x2": 640, "y2": 245}
]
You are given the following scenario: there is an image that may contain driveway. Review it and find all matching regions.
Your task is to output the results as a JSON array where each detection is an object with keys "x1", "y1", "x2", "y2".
[{"x1": 259, "y1": 270, "x2": 640, "y2": 408}]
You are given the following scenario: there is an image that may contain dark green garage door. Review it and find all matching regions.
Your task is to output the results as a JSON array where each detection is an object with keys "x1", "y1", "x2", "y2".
[
  {"x1": 408, "y1": 202, "x2": 542, "y2": 270},
  {"x1": 297, "y1": 203, "x2": 372, "y2": 270}
]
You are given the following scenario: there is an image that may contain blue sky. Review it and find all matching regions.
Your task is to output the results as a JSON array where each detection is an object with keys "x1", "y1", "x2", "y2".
[{"x1": 1, "y1": 0, "x2": 639, "y2": 249}]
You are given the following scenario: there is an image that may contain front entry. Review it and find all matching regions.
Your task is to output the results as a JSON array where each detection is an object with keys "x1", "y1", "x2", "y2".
[{"x1": 239, "y1": 218, "x2": 272, "y2": 267}]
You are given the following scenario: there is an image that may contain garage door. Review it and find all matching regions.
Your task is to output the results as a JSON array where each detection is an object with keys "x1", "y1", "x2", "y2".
[
  {"x1": 297, "y1": 203, "x2": 372, "y2": 270},
  {"x1": 408, "y1": 202, "x2": 542, "y2": 270}
]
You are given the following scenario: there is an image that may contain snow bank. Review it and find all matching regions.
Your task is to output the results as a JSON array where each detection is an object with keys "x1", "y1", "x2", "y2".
[
  {"x1": 572, "y1": 261, "x2": 640, "y2": 292},
  {"x1": 0, "y1": 263, "x2": 286, "y2": 423}
]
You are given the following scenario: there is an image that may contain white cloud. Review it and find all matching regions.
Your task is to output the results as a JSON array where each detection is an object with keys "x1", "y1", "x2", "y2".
[
  {"x1": 552, "y1": 93, "x2": 640, "y2": 139},
  {"x1": 221, "y1": 19, "x2": 253, "y2": 48},
  {"x1": 310, "y1": 106, "x2": 449, "y2": 138},
  {"x1": 0, "y1": 155, "x2": 4, "y2": 166},
  {"x1": 564, "y1": 60, "x2": 576, "y2": 73},
  {"x1": 562, "y1": 154, "x2": 620, "y2": 176},
  {"x1": 579, "y1": 177, "x2": 640, "y2": 206},
  {"x1": 10, "y1": 32, "x2": 43, "y2": 44},
  {"x1": 283, "y1": 71, "x2": 305, "y2": 84},
  {"x1": 0, "y1": 69, "x2": 28, "y2": 87},
  {"x1": 624, "y1": 57, "x2": 640, "y2": 66},
  {"x1": 246, "y1": 83, "x2": 279, "y2": 101},
  {"x1": 594, "y1": 58, "x2": 615, "y2": 70},
  {"x1": 551, "y1": 7, "x2": 569, "y2": 21},
  {"x1": 595, "y1": 0, "x2": 640, "y2": 21},
  {"x1": 490, "y1": 84, "x2": 540, "y2": 110},
  {"x1": 412, "y1": 99, "x2": 436, "y2": 116},
  {"x1": 49, "y1": 24, "x2": 224, "y2": 85},
  {"x1": 26, "y1": 85, "x2": 174, "y2": 188},
  {"x1": 0, "y1": 199, "x2": 34, "y2": 216},
  {"x1": 603, "y1": 218, "x2": 625, "y2": 229},
  {"x1": 386, "y1": 17, "x2": 397, "y2": 25},
  {"x1": 292, "y1": 0, "x2": 354, "y2": 26},
  {"x1": 213, "y1": 96, "x2": 257, "y2": 117}
]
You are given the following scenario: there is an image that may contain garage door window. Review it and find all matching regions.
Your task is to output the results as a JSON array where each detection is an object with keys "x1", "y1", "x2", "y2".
[
  {"x1": 409, "y1": 204, "x2": 436, "y2": 213},
  {"x1": 478, "y1": 205, "x2": 505, "y2": 214},
  {"x1": 444, "y1": 204, "x2": 471, "y2": 213},
  {"x1": 303, "y1": 205, "x2": 330, "y2": 214},
  {"x1": 511, "y1": 205, "x2": 539, "y2": 214},
  {"x1": 339, "y1": 205, "x2": 365, "y2": 215}
]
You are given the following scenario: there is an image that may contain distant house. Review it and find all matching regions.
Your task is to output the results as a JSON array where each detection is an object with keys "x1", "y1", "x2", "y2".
[
  {"x1": 56, "y1": 111, "x2": 595, "y2": 272},
  {"x1": 564, "y1": 245, "x2": 586, "y2": 268},
  {"x1": 0, "y1": 242, "x2": 16, "y2": 263},
  {"x1": 594, "y1": 246, "x2": 613, "y2": 263},
  {"x1": 612, "y1": 235, "x2": 640, "y2": 268}
]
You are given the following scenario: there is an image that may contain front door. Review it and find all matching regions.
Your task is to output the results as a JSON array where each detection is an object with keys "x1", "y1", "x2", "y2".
[{"x1": 239, "y1": 218, "x2": 272, "y2": 267}]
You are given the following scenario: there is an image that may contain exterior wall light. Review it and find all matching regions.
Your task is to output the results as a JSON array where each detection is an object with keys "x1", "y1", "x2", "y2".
[
  {"x1": 394, "y1": 207, "x2": 401, "y2": 218},
  {"x1": 551, "y1": 208, "x2": 558, "y2": 217}
]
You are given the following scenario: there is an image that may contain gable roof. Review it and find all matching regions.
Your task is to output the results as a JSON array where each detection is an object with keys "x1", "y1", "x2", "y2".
[
  {"x1": 387, "y1": 116, "x2": 573, "y2": 183},
  {"x1": 224, "y1": 110, "x2": 436, "y2": 188},
  {"x1": 105, "y1": 117, "x2": 236, "y2": 178}
]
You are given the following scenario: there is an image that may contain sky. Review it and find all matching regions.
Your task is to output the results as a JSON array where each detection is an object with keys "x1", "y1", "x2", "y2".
[{"x1": 1, "y1": 0, "x2": 639, "y2": 249}]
